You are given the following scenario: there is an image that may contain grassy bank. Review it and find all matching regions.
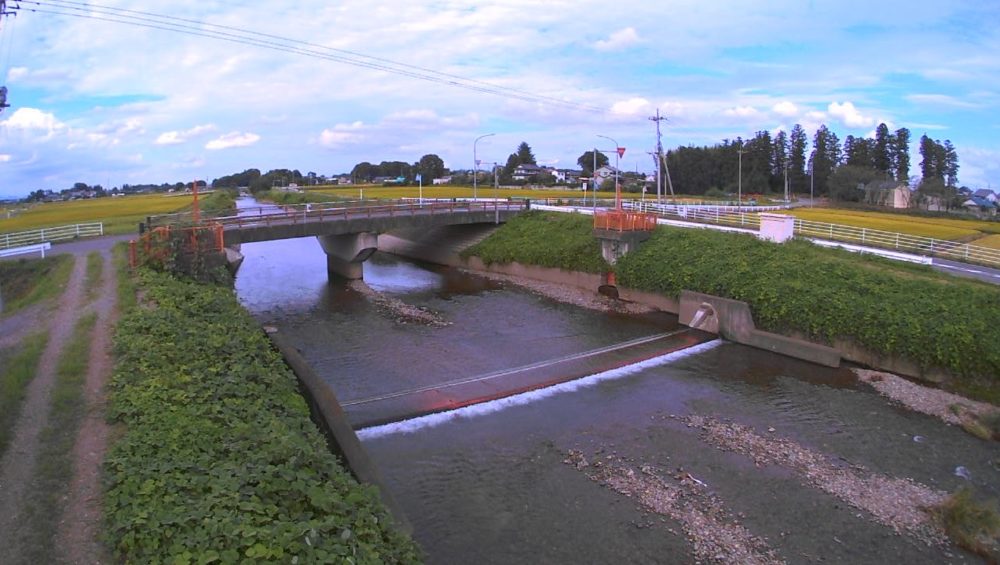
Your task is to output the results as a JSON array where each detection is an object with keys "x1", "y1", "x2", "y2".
[
  {"x1": 462, "y1": 210, "x2": 608, "y2": 273},
  {"x1": 0, "y1": 255, "x2": 74, "y2": 315},
  {"x1": 105, "y1": 268, "x2": 420, "y2": 562},
  {"x1": 469, "y1": 212, "x2": 1000, "y2": 403},
  {"x1": 18, "y1": 313, "x2": 96, "y2": 564},
  {"x1": 0, "y1": 332, "x2": 48, "y2": 457}
]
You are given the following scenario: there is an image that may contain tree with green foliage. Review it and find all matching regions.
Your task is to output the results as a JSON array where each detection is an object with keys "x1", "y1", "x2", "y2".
[
  {"x1": 892, "y1": 127, "x2": 911, "y2": 182},
  {"x1": 789, "y1": 124, "x2": 808, "y2": 194},
  {"x1": 577, "y1": 150, "x2": 609, "y2": 177},
  {"x1": 416, "y1": 154, "x2": 446, "y2": 180},
  {"x1": 811, "y1": 124, "x2": 840, "y2": 196},
  {"x1": 843, "y1": 135, "x2": 874, "y2": 169},
  {"x1": 828, "y1": 164, "x2": 889, "y2": 203},
  {"x1": 771, "y1": 130, "x2": 788, "y2": 193},
  {"x1": 873, "y1": 123, "x2": 893, "y2": 176}
]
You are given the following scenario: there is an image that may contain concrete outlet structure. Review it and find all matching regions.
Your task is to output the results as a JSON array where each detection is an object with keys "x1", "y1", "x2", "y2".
[
  {"x1": 593, "y1": 229, "x2": 651, "y2": 265},
  {"x1": 319, "y1": 232, "x2": 378, "y2": 279},
  {"x1": 759, "y1": 213, "x2": 795, "y2": 243}
]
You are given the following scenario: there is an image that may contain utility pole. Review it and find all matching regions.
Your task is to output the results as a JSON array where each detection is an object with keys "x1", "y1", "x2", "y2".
[
  {"x1": 783, "y1": 159, "x2": 789, "y2": 202},
  {"x1": 649, "y1": 109, "x2": 668, "y2": 203}
]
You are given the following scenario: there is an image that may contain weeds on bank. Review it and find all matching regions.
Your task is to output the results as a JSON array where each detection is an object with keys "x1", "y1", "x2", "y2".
[
  {"x1": 0, "y1": 332, "x2": 49, "y2": 457},
  {"x1": 84, "y1": 251, "x2": 103, "y2": 301},
  {"x1": 18, "y1": 313, "x2": 96, "y2": 564},
  {"x1": 0, "y1": 255, "x2": 73, "y2": 315},
  {"x1": 933, "y1": 488, "x2": 1000, "y2": 560}
]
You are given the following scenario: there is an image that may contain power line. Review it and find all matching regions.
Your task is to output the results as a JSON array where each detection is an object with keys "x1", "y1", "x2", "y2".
[{"x1": 22, "y1": 0, "x2": 605, "y2": 113}]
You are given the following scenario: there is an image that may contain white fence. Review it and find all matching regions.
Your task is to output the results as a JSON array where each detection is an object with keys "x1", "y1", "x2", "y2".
[
  {"x1": 0, "y1": 242, "x2": 52, "y2": 259},
  {"x1": 0, "y1": 223, "x2": 104, "y2": 250},
  {"x1": 624, "y1": 201, "x2": 1000, "y2": 268}
]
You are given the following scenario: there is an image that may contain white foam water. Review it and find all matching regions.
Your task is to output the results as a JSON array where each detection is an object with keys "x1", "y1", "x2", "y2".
[{"x1": 357, "y1": 339, "x2": 723, "y2": 440}]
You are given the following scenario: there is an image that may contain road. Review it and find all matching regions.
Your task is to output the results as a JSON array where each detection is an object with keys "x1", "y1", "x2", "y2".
[{"x1": 931, "y1": 257, "x2": 1000, "y2": 284}]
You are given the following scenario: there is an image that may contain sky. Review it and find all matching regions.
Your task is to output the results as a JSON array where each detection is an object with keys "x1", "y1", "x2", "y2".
[{"x1": 0, "y1": 0, "x2": 999, "y2": 198}]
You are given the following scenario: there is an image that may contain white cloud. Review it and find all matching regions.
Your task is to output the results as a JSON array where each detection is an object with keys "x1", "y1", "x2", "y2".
[
  {"x1": 319, "y1": 121, "x2": 366, "y2": 148},
  {"x1": 205, "y1": 131, "x2": 260, "y2": 150},
  {"x1": 724, "y1": 105, "x2": 760, "y2": 118},
  {"x1": 771, "y1": 101, "x2": 799, "y2": 117},
  {"x1": 594, "y1": 27, "x2": 641, "y2": 51},
  {"x1": 1, "y1": 107, "x2": 65, "y2": 134},
  {"x1": 155, "y1": 124, "x2": 215, "y2": 145},
  {"x1": 905, "y1": 94, "x2": 980, "y2": 109},
  {"x1": 828, "y1": 101, "x2": 875, "y2": 128},
  {"x1": 610, "y1": 97, "x2": 651, "y2": 116},
  {"x1": 0, "y1": 154, "x2": 10, "y2": 162}
]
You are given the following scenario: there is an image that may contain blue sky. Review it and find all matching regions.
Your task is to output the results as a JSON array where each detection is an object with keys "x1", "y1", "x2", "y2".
[{"x1": 0, "y1": 0, "x2": 998, "y2": 198}]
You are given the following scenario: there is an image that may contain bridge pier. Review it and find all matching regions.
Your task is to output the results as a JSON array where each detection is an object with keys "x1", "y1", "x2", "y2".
[{"x1": 319, "y1": 232, "x2": 378, "y2": 280}]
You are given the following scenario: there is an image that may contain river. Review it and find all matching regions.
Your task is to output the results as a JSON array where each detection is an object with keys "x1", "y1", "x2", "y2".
[{"x1": 233, "y1": 198, "x2": 997, "y2": 564}]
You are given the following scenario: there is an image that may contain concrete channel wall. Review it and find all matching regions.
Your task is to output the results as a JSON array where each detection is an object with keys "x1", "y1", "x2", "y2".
[{"x1": 380, "y1": 228, "x2": 950, "y2": 384}]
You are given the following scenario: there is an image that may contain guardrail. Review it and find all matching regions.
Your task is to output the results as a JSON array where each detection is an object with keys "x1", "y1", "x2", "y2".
[
  {"x1": 623, "y1": 200, "x2": 1000, "y2": 268},
  {"x1": 0, "y1": 223, "x2": 104, "y2": 250},
  {"x1": 0, "y1": 242, "x2": 52, "y2": 258},
  {"x1": 147, "y1": 199, "x2": 530, "y2": 231}
]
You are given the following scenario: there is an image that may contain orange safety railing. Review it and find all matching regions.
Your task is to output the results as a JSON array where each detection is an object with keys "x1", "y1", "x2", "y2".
[
  {"x1": 593, "y1": 209, "x2": 657, "y2": 232},
  {"x1": 129, "y1": 223, "x2": 225, "y2": 269}
]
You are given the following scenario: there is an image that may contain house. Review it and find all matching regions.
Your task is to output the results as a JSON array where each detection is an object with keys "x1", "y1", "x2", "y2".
[
  {"x1": 512, "y1": 163, "x2": 544, "y2": 181},
  {"x1": 973, "y1": 188, "x2": 998, "y2": 203},
  {"x1": 889, "y1": 184, "x2": 911, "y2": 209},
  {"x1": 432, "y1": 176, "x2": 452, "y2": 185},
  {"x1": 551, "y1": 169, "x2": 582, "y2": 184},
  {"x1": 594, "y1": 165, "x2": 621, "y2": 181},
  {"x1": 962, "y1": 196, "x2": 997, "y2": 216}
]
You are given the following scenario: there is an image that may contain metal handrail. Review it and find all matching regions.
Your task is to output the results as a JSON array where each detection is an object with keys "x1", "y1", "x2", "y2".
[
  {"x1": 0, "y1": 222, "x2": 104, "y2": 250},
  {"x1": 149, "y1": 199, "x2": 530, "y2": 231},
  {"x1": 623, "y1": 201, "x2": 1000, "y2": 268}
]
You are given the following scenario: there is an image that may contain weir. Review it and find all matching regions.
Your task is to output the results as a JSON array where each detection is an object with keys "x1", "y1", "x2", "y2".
[{"x1": 346, "y1": 328, "x2": 716, "y2": 431}]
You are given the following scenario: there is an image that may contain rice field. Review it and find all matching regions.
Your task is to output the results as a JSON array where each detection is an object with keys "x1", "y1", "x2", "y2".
[
  {"x1": 780, "y1": 207, "x2": 1000, "y2": 241},
  {"x1": 0, "y1": 193, "x2": 193, "y2": 235},
  {"x1": 971, "y1": 234, "x2": 1000, "y2": 250}
]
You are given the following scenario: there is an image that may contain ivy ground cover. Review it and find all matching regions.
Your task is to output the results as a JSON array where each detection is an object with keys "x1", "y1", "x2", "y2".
[{"x1": 105, "y1": 269, "x2": 420, "y2": 563}]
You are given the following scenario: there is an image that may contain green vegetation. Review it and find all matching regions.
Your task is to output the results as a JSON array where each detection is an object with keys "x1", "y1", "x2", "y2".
[
  {"x1": 0, "y1": 332, "x2": 48, "y2": 457},
  {"x1": 18, "y1": 313, "x2": 95, "y2": 564},
  {"x1": 84, "y1": 251, "x2": 104, "y2": 300},
  {"x1": 104, "y1": 269, "x2": 420, "y2": 563},
  {"x1": 0, "y1": 254, "x2": 73, "y2": 315},
  {"x1": 468, "y1": 212, "x2": 1000, "y2": 402},
  {"x1": 616, "y1": 227, "x2": 1000, "y2": 399},
  {"x1": 462, "y1": 210, "x2": 609, "y2": 273},
  {"x1": 932, "y1": 488, "x2": 1000, "y2": 560},
  {"x1": 113, "y1": 243, "x2": 138, "y2": 314}
]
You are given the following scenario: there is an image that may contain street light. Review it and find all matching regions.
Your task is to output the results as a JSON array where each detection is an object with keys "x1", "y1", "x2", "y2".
[
  {"x1": 473, "y1": 133, "x2": 495, "y2": 201},
  {"x1": 597, "y1": 134, "x2": 620, "y2": 209}
]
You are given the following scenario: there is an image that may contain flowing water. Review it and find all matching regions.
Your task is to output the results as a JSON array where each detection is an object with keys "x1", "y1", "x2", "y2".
[{"x1": 233, "y1": 198, "x2": 998, "y2": 564}]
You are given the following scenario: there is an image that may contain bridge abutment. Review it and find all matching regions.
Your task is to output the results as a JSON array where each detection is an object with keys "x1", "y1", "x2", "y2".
[{"x1": 319, "y1": 232, "x2": 378, "y2": 280}]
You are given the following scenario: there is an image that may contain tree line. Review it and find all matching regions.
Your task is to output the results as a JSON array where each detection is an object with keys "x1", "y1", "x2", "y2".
[{"x1": 663, "y1": 122, "x2": 961, "y2": 204}]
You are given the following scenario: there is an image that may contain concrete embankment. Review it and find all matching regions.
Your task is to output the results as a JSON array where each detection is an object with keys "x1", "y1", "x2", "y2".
[{"x1": 377, "y1": 227, "x2": 947, "y2": 384}]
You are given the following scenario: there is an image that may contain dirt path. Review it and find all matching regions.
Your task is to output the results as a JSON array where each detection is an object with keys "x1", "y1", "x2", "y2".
[
  {"x1": 57, "y1": 248, "x2": 118, "y2": 564},
  {"x1": 0, "y1": 254, "x2": 86, "y2": 562}
]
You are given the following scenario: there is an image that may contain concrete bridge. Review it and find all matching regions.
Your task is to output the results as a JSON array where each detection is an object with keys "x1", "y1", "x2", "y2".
[{"x1": 148, "y1": 200, "x2": 529, "y2": 279}]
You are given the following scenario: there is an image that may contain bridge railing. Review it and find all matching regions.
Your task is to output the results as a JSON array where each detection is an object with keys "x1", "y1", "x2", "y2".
[
  {"x1": 621, "y1": 200, "x2": 1000, "y2": 268},
  {"x1": 147, "y1": 199, "x2": 530, "y2": 231},
  {"x1": 0, "y1": 222, "x2": 104, "y2": 250}
]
